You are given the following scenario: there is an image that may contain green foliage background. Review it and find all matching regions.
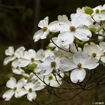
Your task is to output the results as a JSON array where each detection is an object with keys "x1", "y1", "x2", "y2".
[{"x1": 0, "y1": 0, "x2": 105, "y2": 105}]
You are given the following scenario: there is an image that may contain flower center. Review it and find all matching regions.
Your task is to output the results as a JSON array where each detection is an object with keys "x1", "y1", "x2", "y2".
[
  {"x1": 70, "y1": 26, "x2": 76, "y2": 32},
  {"x1": 11, "y1": 53, "x2": 15, "y2": 57},
  {"x1": 48, "y1": 75, "x2": 53, "y2": 80},
  {"x1": 95, "y1": 9, "x2": 100, "y2": 13},
  {"x1": 61, "y1": 40, "x2": 64, "y2": 43},
  {"x1": 104, "y1": 52, "x2": 105, "y2": 55},
  {"x1": 31, "y1": 57, "x2": 35, "y2": 62},
  {"x1": 42, "y1": 27, "x2": 48, "y2": 31},
  {"x1": 13, "y1": 86, "x2": 17, "y2": 91},
  {"x1": 77, "y1": 63, "x2": 82, "y2": 68},
  {"x1": 29, "y1": 88, "x2": 32, "y2": 92},
  {"x1": 51, "y1": 61, "x2": 56, "y2": 68},
  {"x1": 92, "y1": 53, "x2": 96, "y2": 57}
]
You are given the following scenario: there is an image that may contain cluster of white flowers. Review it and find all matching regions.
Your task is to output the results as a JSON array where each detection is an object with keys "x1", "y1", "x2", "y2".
[{"x1": 3, "y1": 4, "x2": 105, "y2": 102}]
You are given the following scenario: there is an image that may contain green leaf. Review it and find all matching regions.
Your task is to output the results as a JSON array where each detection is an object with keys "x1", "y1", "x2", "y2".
[
  {"x1": 65, "y1": 72, "x2": 69, "y2": 77},
  {"x1": 89, "y1": 28, "x2": 96, "y2": 33},
  {"x1": 46, "y1": 45, "x2": 54, "y2": 50},
  {"x1": 97, "y1": 24, "x2": 105, "y2": 32},
  {"x1": 101, "y1": 10, "x2": 105, "y2": 13},
  {"x1": 83, "y1": 25, "x2": 88, "y2": 28},
  {"x1": 24, "y1": 63, "x2": 37, "y2": 71},
  {"x1": 84, "y1": 6, "x2": 93, "y2": 15}
]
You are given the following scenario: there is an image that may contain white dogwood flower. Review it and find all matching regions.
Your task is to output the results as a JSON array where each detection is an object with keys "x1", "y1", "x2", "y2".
[
  {"x1": 12, "y1": 67, "x2": 29, "y2": 77},
  {"x1": 44, "y1": 71, "x2": 64, "y2": 87},
  {"x1": 11, "y1": 47, "x2": 27, "y2": 68},
  {"x1": 59, "y1": 51, "x2": 99, "y2": 83},
  {"x1": 33, "y1": 16, "x2": 50, "y2": 42},
  {"x1": 24, "y1": 82, "x2": 37, "y2": 101},
  {"x1": 71, "y1": 10, "x2": 93, "y2": 27},
  {"x1": 24, "y1": 81, "x2": 44, "y2": 101},
  {"x1": 3, "y1": 77, "x2": 27, "y2": 101},
  {"x1": 39, "y1": 56, "x2": 60, "y2": 75},
  {"x1": 57, "y1": 20, "x2": 92, "y2": 45},
  {"x1": 99, "y1": 42, "x2": 105, "y2": 63},
  {"x1": 92, "y1": 5, "x2": 105, "y2": 22},
  {"x1": 4, "y1": 46, "x2": 16, "y2": 65},
  {"x1": 12, "y1": 49, "x2": 42, "y2": 68},
  {"x1": 48, "y1": 15, "x2": 69, "y2": 32},
  {"x1": 83, "y1": 43, "x2": 102, "y2": 60},
  {"x1": 4, "y1": 46, "x2": 25, "y2": 65}
]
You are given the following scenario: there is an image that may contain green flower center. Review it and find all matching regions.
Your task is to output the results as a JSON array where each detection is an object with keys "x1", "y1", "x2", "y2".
[
  {"x1": 13, "y1": 86, "x2": 17, "y2": 91},
  {"x1": 77, "y1": 63, "x2": 82, "y2": 68},
  {"x1": 31, "y1": 57, "x2": 35, "y2": 62},
  {"x1": 48, "y1": 75, "x2": 53, "y2": 80},
  {"x1": 95, "y1": 9, "x2": 100, "y2": 13},
  {"x1": 92, "y1": 53, "x2": 96, "y2": 57},
  {"x1": 29, "y1": 88, "x2": 32, "y2": 92},
  {"x1": 42, "y1": 27, "x2": 48, "y2": 31},
  {"x1": 51, "y1": 61, "x2": 56, "y2": 68},
  {"x1": 11, "y1": 53, "x2": 15, "y2": 57},
  {"x1": 70, "y1": 26, "x2": 76, "y2": 32}
]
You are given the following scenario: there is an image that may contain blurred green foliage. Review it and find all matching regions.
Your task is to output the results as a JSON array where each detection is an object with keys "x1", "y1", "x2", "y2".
[{"x1": 0, "y1": 0, "x2": 105, "y2": 105}]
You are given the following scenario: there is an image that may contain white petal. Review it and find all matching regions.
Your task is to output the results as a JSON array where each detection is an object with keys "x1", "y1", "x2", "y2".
[
  {"x1": 58, "y1": 15, "x2": 68, "y2": 21},
  {"x1": 75, "y1": 28, "x2": 92, "y2": 41},
  {"x1": 17, "y1": 78, "x2": 27, "y2": 88},
  {"x1": 20, "y1": 59, "x2": 30, "y2": 67},
  {"x1": 59, "y1": 58, "x2": 76, "y2": 72},
  {"x1": 49, "y1": 21, "x2": 60, "y2": 32},
  {"x1": 6, "y1": 77, "x2": 16, "y2": 88},
  {"x1": 38, "y1": 16, "x2": 49, "y2": 28},
  {"x1": 70, "y1": 69, "x2": 86, "y2": 83},
  {"x1": 15, "y1": 89, "x2": 27, "y2": 98},
  {"x1": 2, "y1": 89, "x2": 14, "y2": 101},
  {"x1": 39, "y1": 56, "x2": 53, "y2": 70},
  {"x1": 4, "y1": 56, "x2": 16, "y2": 65},
  {"x1": 57, "y1": 32, "x2": 74, "y2": 45},
  {"x1": 15, "y1": 47, "x2": 25, "y2": 58},
  {"x1": 12, "y1": 59, "x2": 20, "y2": 68},
  {"x1": 12, "y1": 68, "x2": 23, "y2": 75},
  {"x1": 27, "y1": 92, "x2": 37, "y2": 101},
  {"x1": 71, "y1": 13, "x2": 93, "y2": 27},
  {"x1": 73, "y1": 51, "x2": 88, "y2": 65},
  {"x1": 43, "y1": 68, "x2": 53, "y2": 75},
  {"x1": 34, "y1": 81, "x2": 45, "y2": 91},
  {"x1": 24, "y1": 49, "x2": 36, "y2": 59},
  {"x1": 99, "y1": 42, "x2": 105, "y2": 51},
  {"x1": 83, "y1": 43, "x2": 102, "y2": 59},
  {"x1": 36, "y1": 49, "x2": 45, "y2": 60},
  {"x1": 101, "y1": 56, "x2": 105, "y2": 63},
  {"x1": 33, "y1": 30, "x2": 43, "y2": 42},
  {"x1": 59, "y1": 21, "x2": 71, "y2": 32},
  {"x1": 12, "y1": 59, "x2": 30, "y2": 68},
  {"x1": 24, "y1": 83, "x2": 35, "y2": 91},
  {"x1": 5, "y1": 46, "x2": 14, "y2": 56},
  {"x1": 83, "y1": 58, "x2": 99, "y2": 69},
  {"x1": 50, "y1": 79, "x2": 61, "y2": 87},
  {"x1": 41, "y1": 30, "x2": 49, "y2": 39}
]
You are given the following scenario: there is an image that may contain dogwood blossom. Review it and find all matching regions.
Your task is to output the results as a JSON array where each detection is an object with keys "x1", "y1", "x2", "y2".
[
  {"x1": 24, "y1": 81, "x2": 44, "y2": 101},
  {"x1": 92, "y1": 4, "x2": 105, "y2": 22},
  {"x1": 4, "y1": 46, "x2": 16, "y2": 65},
  {"x1": 3, "y1": 4, "x2": 105, "y2": 102},
  {"x1": 83, "y1": 43, "x2": 102, "y2": 60},
  {"x1": 33, "y1": 16, "x2": 50, "y2": 42},
  {"x1": 59, "y1": 51, "x2": 99, "y2": 83},
  {"x1": 3, "y1": 77, "x2": 27, "y2": 101},
  {"x1": 57, "y1": 20, "x2": 92, "y2": 46},
  {"x1": 39, "y1": 56, "x2": 60, "y2": 75},
  {"x1": 44, "y1": 71, "x2": 64, "y2": 87}
]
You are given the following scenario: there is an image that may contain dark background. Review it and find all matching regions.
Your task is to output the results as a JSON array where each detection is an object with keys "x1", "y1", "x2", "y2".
[{"x1": 0, "y1": 0, "x2": 105, "y2": 105}]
